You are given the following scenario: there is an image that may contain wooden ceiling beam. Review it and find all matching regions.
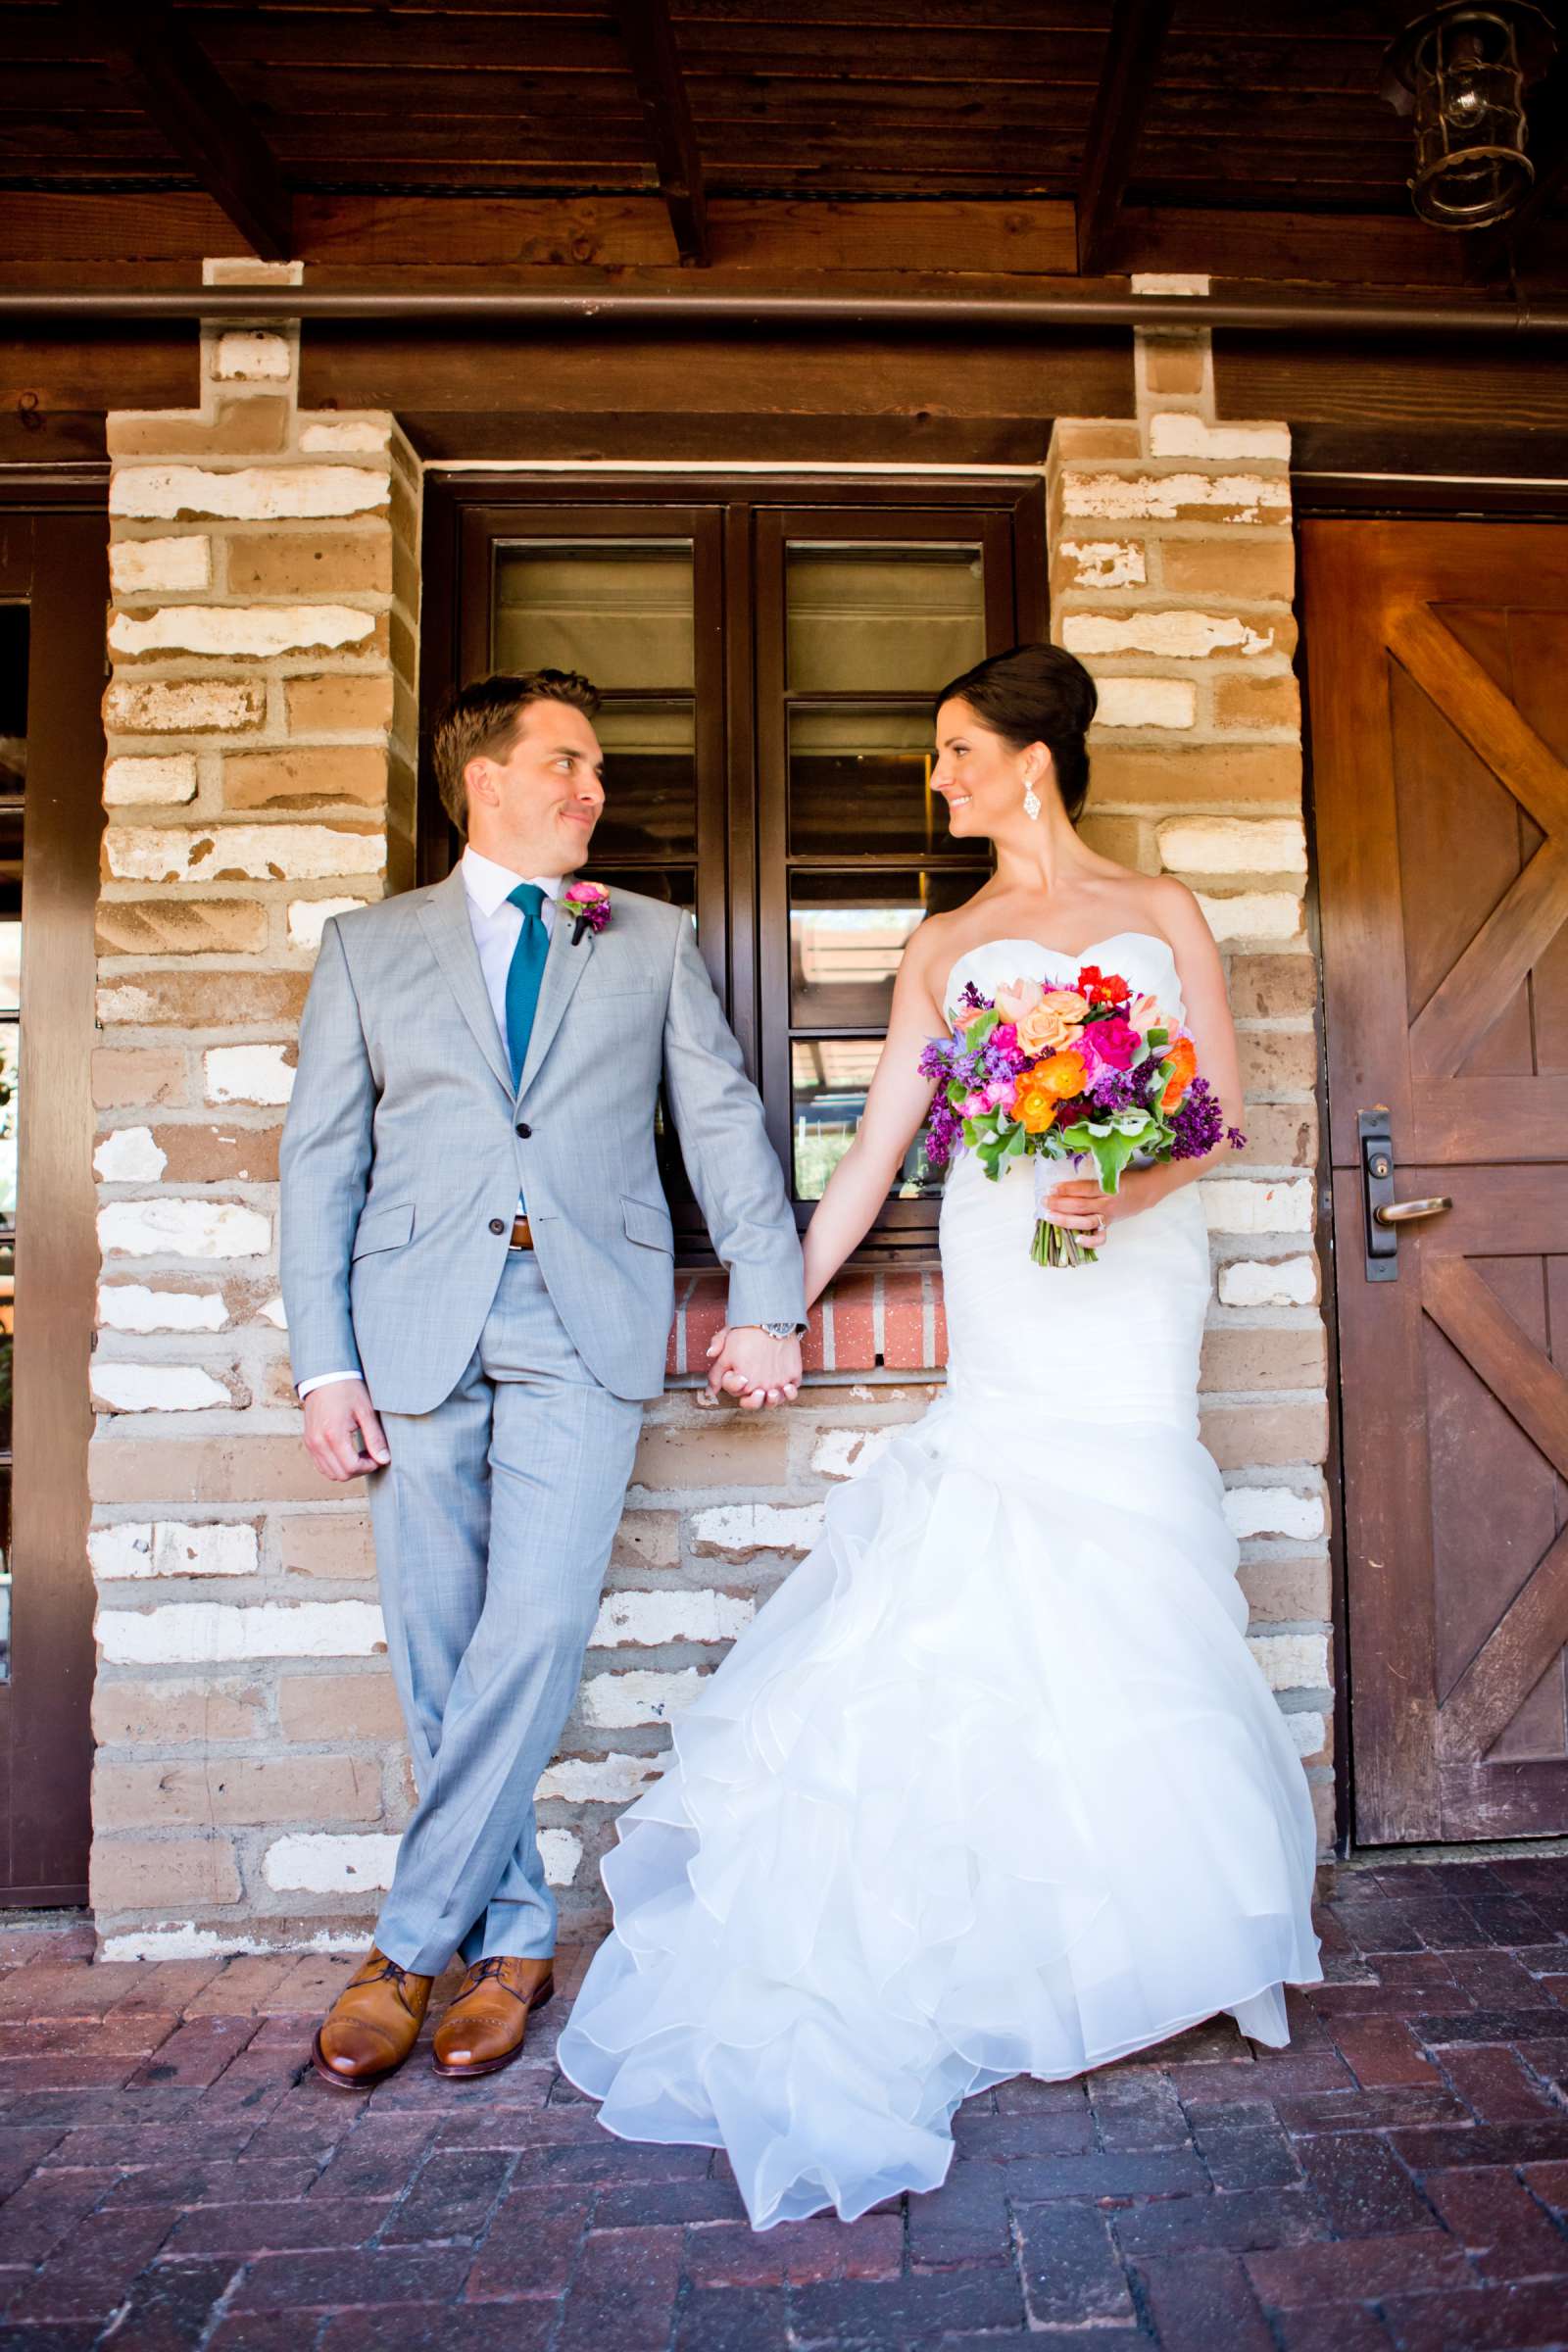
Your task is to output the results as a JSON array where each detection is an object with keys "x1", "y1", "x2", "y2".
[
  {"x1": 1076, "y1": 0, "x2": 1176, "y2": 275},
  {"x1": 69, "y1": 0, "x2": 292, "y2": 262},
  {"x1": 616, "y1": 0, "x2": 710, "y2": 267}
]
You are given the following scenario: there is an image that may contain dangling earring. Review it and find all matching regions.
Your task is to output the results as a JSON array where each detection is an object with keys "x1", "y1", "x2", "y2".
[{"x1": 1022, "y1": 774, "x2": 1042, "y2": 822}]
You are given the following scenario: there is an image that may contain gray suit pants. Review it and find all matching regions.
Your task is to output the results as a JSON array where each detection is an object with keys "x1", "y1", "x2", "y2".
[{"x1": 368, "y1": 1250, "x2": 643, "y2": 1972}]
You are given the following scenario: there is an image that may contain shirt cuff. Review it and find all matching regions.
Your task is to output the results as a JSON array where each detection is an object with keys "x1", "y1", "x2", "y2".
[{"x1": 297, "y1": 1371, "x2": 363, "y2": 1399}]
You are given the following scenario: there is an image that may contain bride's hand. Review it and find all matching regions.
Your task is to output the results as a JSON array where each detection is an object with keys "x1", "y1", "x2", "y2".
[{"x1": 1043, "y1": 1170, "x2": 1135, "y2": 1248}]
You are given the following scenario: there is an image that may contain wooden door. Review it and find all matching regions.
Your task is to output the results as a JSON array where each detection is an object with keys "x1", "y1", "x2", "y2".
[
  {"x1": 1305, "y1": 517, "x2": 1568, "y2": 1845},
  {"x1": 0, "y1": 500, "x2": 106, "y2": 1904}
]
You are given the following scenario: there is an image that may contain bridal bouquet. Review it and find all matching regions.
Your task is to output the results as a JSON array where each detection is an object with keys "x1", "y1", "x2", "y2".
[{"x1": 919, "y1": 961, "x2": 1245, "y2": 1266}]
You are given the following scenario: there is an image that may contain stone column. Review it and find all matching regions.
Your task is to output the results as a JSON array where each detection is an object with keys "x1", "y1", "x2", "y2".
[
  {"x1": 88, "y1": 260, "x2": 422, "y2": 1955},
  {"x1": 1047, "y1": 279, "x2": 1334, "y2": 1847}
]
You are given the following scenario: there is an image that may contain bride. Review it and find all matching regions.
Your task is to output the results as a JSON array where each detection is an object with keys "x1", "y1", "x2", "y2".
[{"x1": 557, "y1": 642, "x2": 1324, "y2": 2229}]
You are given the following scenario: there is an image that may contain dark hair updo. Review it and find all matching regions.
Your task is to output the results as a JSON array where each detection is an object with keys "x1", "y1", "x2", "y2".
[{"x1": 935, "y1": 642, "x2": 1098, "y2": 825}]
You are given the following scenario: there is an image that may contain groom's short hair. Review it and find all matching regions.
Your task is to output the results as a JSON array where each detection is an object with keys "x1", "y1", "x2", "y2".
[{"x1": 433, "y1": 669, "x2": 601, "y2": 835}]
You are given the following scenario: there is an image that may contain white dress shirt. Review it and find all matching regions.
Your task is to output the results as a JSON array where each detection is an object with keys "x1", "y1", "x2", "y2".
[{"x1": 297, "y1": 849, "x2": 562, "y2": 1399}]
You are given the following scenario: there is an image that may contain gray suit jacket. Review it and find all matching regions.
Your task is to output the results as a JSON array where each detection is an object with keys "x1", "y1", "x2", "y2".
[{"x1": 278, "y1": 869, "x2": 805, "y2": 1412}]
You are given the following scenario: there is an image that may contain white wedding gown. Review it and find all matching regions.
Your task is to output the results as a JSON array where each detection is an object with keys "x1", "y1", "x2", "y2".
[{"x1": 558, "y1": 933, "x2": 1324, "y2": 2229}]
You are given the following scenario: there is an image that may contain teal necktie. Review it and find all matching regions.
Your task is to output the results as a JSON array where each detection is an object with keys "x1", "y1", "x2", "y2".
[{"x1": 504, "y1": 882, "x2": 549, "y2": 1092}]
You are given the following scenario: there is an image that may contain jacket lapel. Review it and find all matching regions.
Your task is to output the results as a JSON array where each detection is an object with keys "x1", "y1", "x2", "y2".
[
  {"x1": 518, "y1": 904, "x2": 594, "y2": 1099},
  {"x1": 416, "y1": 867, "x2": 514, "y2": 1100}
]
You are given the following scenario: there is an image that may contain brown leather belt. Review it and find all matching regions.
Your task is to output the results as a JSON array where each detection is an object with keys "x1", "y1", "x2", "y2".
[{"x1": 509, "y1": 1215, "x2": 534, "y2": 1250}]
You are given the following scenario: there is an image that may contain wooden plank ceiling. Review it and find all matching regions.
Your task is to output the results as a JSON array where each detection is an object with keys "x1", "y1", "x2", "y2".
[{"x1": 0, "y1": 0, "x2": 1564, "y2": 287}]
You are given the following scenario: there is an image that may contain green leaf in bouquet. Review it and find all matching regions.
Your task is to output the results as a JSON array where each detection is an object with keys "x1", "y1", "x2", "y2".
[{"x1": 964, "y1": 1008, "x2": 1001, "y2": 1048}]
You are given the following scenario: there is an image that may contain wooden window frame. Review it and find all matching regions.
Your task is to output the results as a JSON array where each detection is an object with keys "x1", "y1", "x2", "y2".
[
  {"x1": 419, "y1": 472, "x2": 1048, "y2": 1267},
  {"x1": 0, "y1": 486, "x2": 107, "y2": 1908}
]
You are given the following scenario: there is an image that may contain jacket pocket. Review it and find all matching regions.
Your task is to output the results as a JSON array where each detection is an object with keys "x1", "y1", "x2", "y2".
[
  {"x1": 351, "y1": 1200, "x2": 415, "y2": 1259},
  {"x1": 621, "y1": 1194, "x2": 673, "y2": 1254}
]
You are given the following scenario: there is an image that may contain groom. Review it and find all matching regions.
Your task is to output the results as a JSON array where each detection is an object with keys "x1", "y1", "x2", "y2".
[{"x1": 280, "y1": 668, "x2": 805, "y2": 2088}]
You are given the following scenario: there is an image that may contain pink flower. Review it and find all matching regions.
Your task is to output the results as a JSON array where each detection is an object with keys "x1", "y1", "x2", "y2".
[
  {"x1": 1079, "y1": 1013, "x2": 1138, "y2": 1072},
  {"x1": 961, "y1": 1090, "x2": 990, "y2": 1117},
  {"x1": 1129, "y1": 993, "x2": 1164, "y2": 1035},
  {"x1": 983, "y1": 1079, "x2": 1016, "y2": 1111},
  {"x1": 562, "y1": 878, "x2": 611, "y2": 939},
  {"x1": 991, "y1": 1022, "x2": 1021, "y2": 1058}
]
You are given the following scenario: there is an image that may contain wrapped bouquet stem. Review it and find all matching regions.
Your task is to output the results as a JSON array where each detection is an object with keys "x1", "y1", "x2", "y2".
[{"x1": 919, "y1": 959, "x2": 1246, "y2": 1269}]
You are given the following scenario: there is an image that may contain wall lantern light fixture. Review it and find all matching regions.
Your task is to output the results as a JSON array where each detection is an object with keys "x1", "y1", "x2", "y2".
[{"x1": 1379, "y1": 2, "x2": 1557, "y2": 228}]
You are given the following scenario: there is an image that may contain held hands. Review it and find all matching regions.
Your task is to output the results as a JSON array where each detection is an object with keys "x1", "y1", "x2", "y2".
[
  {"x1": 302, "y1": 1378, "x2": 391, "y2": 1481},
  {"x1": 705, "y1": 1325, "x2": 802, "y2": 1410}
]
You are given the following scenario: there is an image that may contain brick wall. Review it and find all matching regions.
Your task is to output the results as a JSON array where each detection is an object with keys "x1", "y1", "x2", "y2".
[
  {"x1": 88, "y1": 261, "x2": 423, "y2": 1956},
  {"x1": 85, "y1": 272, "x2": 1331, "y2": 1962}
]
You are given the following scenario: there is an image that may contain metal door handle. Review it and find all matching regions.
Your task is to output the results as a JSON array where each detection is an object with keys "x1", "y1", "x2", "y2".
[{"x1": 1373, "y1": 1196, "x2": 1452, "y2": 1227}]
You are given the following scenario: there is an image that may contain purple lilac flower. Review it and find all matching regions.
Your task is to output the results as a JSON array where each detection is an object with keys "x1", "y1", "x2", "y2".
[{"x1": 1169, "y1": 1075, "x2": 1239, "y2": 1161}]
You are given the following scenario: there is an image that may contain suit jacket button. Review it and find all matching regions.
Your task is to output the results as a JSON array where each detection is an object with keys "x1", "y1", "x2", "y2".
[
  {"x1": 488, "y1": 1217, "x2": 507, "y2": 1235},
  {"x1": 514, "y1": 1122, "x2": 531, "y2": 1139}
]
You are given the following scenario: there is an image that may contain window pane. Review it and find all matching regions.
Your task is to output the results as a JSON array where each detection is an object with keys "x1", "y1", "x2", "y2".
[
  {"x1": 581, "y1": 863, "x2": 695, "y2": 915},
  {"x1": 493, "y1": 542, "x2": 694, "y2": 689},
  {"x1": 592, "y1": 701, "x2": 696, "y2": 862},
  {"x1": 0, "y1": 605, "x2": 24, "y2": 794},
  {"x1": 785, "y1": 542, "x2": 985, "y2": 694},
  {"x1": 790, "y1": 870, "x2": 982, "y2": 1028},
  {"x1": 790, "y1": 704, "x2": 980, "y2": 858},
  {"x1": 791, "y1": 1039, "x2": 940, "y2": 1202}
]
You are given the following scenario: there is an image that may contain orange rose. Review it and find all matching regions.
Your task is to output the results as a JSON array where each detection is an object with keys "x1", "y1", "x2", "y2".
[
  {"x1": 1015, "y1": 990, "x2": 1089, "y2": 1056},
  {"x1": 1160, "y1": 1036, "x2": 1198, "y2": 1111},
  {"x1": 1035, "y1": 1049, "x2": 1089, "y2": 1099}
]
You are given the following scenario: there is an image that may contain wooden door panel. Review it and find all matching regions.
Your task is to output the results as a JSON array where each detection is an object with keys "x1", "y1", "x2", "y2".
[{"x1": 1306, "y1": 518, "x2": 1568, "y2": 1844}]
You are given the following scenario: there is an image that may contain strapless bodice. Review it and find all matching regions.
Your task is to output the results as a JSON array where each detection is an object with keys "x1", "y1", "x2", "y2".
[{"x1": 944, "y1": 930, "x2": 1183, "y2": 1027}]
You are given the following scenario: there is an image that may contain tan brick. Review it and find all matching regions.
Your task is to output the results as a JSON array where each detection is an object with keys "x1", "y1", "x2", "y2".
[
  {"x1": 150, "y1": 1123, "x2": 281, "y2": 1184},
  {"x1": 609, "y1": 1510, "x2": 681, "y2": 1573},
  {"x1": 278, "y1": 1513, "x2": 375, "y2": 1581},
  {"x1": 89, "y1": 1832, "x2": 241, "y2": 1911},
  {"x1": 96, "y1": 900, "x2": 269, "y2": 956},
  {"x1": 277, "y1": 1670, "x2": 403, "y2": 1743},
  {"x1": 225, "y1": 530, "x2": 392, "y2": 599},
  {"x1": 284, "y1": 673, "x2": 396, "y2": 736},
  {"x1": 92, "y1": 1047, "x2": 187, "y2": 1109},
  {"x1": 223, "y1": 748, "x2": 386, "y2": 810},
  {"x1": 1160, "y1": 539, "x2": 1297, "y2": 599},
  {"x1": 1239, "y1": 1555, "x2": 1333, "y2": 1625},
  {"x1": 94, "y1": 1754, "x2": 381, "y2": 1829},
  {"x1": 1087, "y1": 744, "x2": 1301, "y2": 811},
  {"x1": 633, "y1": 1418, "x2": 791, "y2": 1491},
  {"x1": 1311, "y1": 1778, "x2": 1336, "y2": 1848},
  {"x1": 1141, "y1": 338, "x2": 1207, "y2": 396},
  {"x1": 92, "y1": 1677, "x2": 266, "y2": 1746},
  {"x1": 1051, "y1": 420, "x2": 1143, "y2": 460},
  {"x1": 1200, "y1": 1399, "x2": 1330, "y2": 1471},
  {"x1": 1228, "y1": 953, "x2": 1318, "y2": 1020},
  {"x1": 1239, "y1": 1029, "x2": 1319, "y2": 1098},
  {"x1": 108, "y1": 399, "x2": 291, "y2": 459},
  {"x1": 90, "y1": 1436, "x2": 342, "y2": 1507},
  {"x1": 1075, "y1": 812, "x2": 1158, "y2": 872},
  {"x1": 1215, "y1": 673, "x2": 1301, "y2": 731},
  {"x1": 97, "y1": 969, "x2": 308, "y2": 1029},
  {"x1": 1200, "y1": 1323, "x2": 1327, "y2": 1394},
  {"x1": 1233, "y1": 1102, "x2": 1318, "y2": 1168}
]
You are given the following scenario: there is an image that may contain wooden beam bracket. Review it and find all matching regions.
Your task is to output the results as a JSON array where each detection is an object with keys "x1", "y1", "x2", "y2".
[
  {"x1": 69, "y1": 0, "x2": 292, "y2": 262},
  {"x1": 617, "y1": 0, "x2": 710, "y2": 268},
  {"x1": 1076, "y1": 0, "x2": 1176, "y2": 277}
]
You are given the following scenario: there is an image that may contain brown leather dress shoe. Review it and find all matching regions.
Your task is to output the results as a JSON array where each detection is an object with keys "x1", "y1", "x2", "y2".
[
  {"x1": 431, "y1": 1954, "x2": 555, "y2": 2080},
  {"x1": 311, "y1": 1945, "x2": 434, "y2": 2091}
]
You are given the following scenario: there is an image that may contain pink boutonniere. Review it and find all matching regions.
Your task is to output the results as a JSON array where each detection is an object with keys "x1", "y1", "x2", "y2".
[{"x1": 563, "y1": 879, "x2": 611, "y2": 945}]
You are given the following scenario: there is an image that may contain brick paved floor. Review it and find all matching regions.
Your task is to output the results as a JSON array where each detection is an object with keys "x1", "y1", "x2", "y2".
[{"x1": 2, "y1": 1854, "x2": 1568, "y2": 2349}]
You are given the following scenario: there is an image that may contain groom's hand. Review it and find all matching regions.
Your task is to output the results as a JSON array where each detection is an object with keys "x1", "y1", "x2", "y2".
[
  {"x1": 302, "y1": 1378, "x2": 391, "y2": 1480},
  {"x1": 705, "y1": 1325, "x2": 802, "y2": 1410}
]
